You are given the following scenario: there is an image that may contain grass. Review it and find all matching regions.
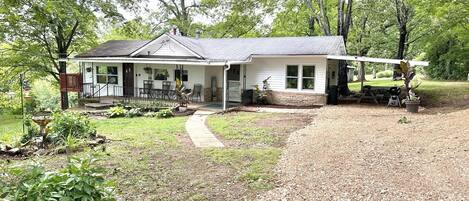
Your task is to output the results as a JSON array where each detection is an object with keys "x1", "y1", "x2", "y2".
[
  {"x1": 3, "y1": 111, "x2": 311, "y2": 199},
  {"x1": 203, "y1": 148, "x2": 281, "y2": 190},
  {"x1": 0, "y1": 115, "x2": 23, "y2": 144},
  {"x1": 207, "y1": 112, "x2": 278, "y2": 145},
  {"x1": 348, "y1": 79, "x2": 469, "y2": 106},
  {"x1": 205, "y1": 112, "x2": 312, "y2": 192}
]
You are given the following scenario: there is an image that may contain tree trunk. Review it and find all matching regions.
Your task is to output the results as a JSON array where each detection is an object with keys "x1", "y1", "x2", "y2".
[
  {"x1": 357, "y1": 61, "x2": 366, "y2": 82},
  {"x1": 394, "y1": 31, "x2": 406, "y2": 80},
  {"x1": 336, "y1": 0, "x2": 353, "y2": 96},
  {"x1": 59, "y1": 59, "x2": 69, "y2": 110}
]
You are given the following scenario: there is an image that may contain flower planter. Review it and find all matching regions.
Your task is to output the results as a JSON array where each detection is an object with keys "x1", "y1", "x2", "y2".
[
  {"x1": 405, "y1": 100, "x2": 420, "y2": 113},
  {"x1": 178, "y1": 106, "x2": 187, "y2": 112}
]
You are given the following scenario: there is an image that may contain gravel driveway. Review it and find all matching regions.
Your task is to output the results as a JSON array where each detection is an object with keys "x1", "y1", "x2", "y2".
[{"x1": 258, "y1": 105, "x2": 469, "y2": 200}]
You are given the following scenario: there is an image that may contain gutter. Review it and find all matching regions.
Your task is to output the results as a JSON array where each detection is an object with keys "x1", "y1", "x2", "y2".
[{"x1": 223, "y1": 61, "x2": 231, "y2": 111}]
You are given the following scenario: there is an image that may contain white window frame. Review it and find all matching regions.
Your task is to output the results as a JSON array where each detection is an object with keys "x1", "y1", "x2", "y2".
[
  {"x1": 96, "y1": 66, "x2": 118, "y2": 84},
  {"x1": 285, "y1": 65, "x2": 299, "y2": 89},
  {"x1": 285, "y1": 64, "x2": 317, "y2": 91},
  {"x1": 301, "y1": 65, "x2": 315, "y2": 90}
]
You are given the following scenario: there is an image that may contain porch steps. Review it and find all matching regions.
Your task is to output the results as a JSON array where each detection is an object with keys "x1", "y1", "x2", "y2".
[{"x1": 84, "y1": 102, "x2": 114, "y2": 110}]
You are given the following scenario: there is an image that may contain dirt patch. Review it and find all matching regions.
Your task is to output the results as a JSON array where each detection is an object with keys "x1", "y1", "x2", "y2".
[
  {"x1": 258, "y1": 105, "x2": 469, "y2": 200},
  {"x1": 254, "y1": 113, "x2": 314, "y2": 147}
]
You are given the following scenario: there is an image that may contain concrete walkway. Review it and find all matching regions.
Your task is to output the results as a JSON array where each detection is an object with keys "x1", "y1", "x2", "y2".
[{"x1": 185, "y1": 110, "x2": 224, "y2": 148}]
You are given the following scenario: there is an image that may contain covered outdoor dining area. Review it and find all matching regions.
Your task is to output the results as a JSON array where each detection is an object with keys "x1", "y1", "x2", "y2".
[{"x1": 326, "y1": 55, "x2": 429, "y2": 106}]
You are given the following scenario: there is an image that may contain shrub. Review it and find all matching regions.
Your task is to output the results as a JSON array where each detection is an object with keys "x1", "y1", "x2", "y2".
[
  {"x1": 108, "y1": 106, "x2": 126, "y2": 118},
  {"x1": 48, "y1": 112, "x2": 96, "y2": 145},
  {"x1": 20, "y1": 116, "x2": 40, "y2": 144},
  {"x1": 143, "y1": 112, "x2": 157, "y2": 117},
  {"x1": 30, "y1": 80, "x2": 60, "y2": 112},
  {"x1": 0, "y1": 154, "x2": 116, "y2": 200},
  {"x1": 376, "y1": 70, "x2": 393, "y2": 78},
  {"x1": 125, "y1": 108, "x2": 143, "y2": 118},
  {"x1": 156, "y1": 109, "x2": 173, "y2": 118}
]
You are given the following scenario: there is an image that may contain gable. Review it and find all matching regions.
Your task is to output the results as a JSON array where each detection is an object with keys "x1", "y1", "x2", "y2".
[{"x1": 132, "y1": 35, "x2": 199, "y2": 58}]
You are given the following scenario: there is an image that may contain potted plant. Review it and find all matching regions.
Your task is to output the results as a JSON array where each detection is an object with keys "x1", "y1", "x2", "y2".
[
  {"x1": 143, "y1": 67, "x2": 152, "y2": 79},
  {"x1": 401, "y1": 61, "x2": 422, "y2": 113},
  {"x1": 403, "y1": 90, "x2": 420, "y2": 113},
  {"x1": 175, "y1": 79, "x2": 191, "y2": 112}
]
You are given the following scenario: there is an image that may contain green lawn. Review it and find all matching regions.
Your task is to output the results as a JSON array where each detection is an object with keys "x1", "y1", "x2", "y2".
[
  {"x1": 4, "y1": 112, "x2": 311, "y2": 200},
  {"x1": 349, "y1": 79, "x2": 469, "y2": 107},
  {"x1": 0, "y1": 115, "x2": 23, "y2": 144},
  {"x1": 205, "y1": 112, "x2": 312, "y2": 190}
]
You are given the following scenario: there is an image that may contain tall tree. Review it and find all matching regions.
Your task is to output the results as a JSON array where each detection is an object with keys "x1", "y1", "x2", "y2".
[
  {"x1": 203, "y1": 0, "x2": 277, "y2": 38},
  {"x1": 393, "y1": 0, "x2": 414, "y2": 79},
  {"x1": 304, "y1": 0, "x2": 353, "y2": 95},
  {"x1": 0, "y1": 0, "x2": 127, "y2": 109},
  {"x1": 152, "y1": 0, "x2": 205, "y2": 36}
]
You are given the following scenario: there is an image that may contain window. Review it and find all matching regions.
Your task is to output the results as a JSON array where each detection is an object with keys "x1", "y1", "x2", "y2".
[
  {"x1": 302, "y1": 65, "x2": 315, "y2": 89},
  {"x1": 174, "y1": 69, "x2": 188, "y2": 81},
  {"x1": 286, "y1": 65, "x2": 298, "y2": 89},
  {"x1": 154, "y1": 69, "x2": 169, "y2": 80},
  {"x1": 96, "y1": 66, "x2": 118, "y2": 84}
]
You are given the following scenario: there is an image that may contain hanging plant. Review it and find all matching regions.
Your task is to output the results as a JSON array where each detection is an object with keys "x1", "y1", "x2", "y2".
[{"x1": 144, "y1": 67, "x2": 152, "y2": 74}]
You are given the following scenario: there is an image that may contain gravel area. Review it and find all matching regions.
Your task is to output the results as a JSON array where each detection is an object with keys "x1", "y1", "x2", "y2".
[{"x1": 257, "y1": 105, "x2": 469, "y2": 200}]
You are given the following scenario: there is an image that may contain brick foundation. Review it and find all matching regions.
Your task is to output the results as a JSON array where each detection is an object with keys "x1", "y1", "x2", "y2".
[
  {"x1": 204, "y1": 88, "x2": 223, "y2": 102},
  {"x1": 266, "y1": 90, "x2": 327, "y2": 106}
]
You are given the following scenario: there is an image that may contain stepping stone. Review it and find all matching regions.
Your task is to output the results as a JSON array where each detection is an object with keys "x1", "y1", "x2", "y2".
[{"x1": 186, "y1": 110, "x2": 224, "y2": 148}]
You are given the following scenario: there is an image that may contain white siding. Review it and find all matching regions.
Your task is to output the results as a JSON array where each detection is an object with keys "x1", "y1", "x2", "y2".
[
  {"x1": 85, "y1": 63, "x2": 123, "y2": 96},
  {"x1": 204, "y1": 66, "x2": 223, "y2": 88},
  {"x1": 83, "y1": 62, "x2": 93, "y2": 83},
  {"x1": 245, "y1": 56, "x2": 328, "y2": 94},
  {"x1": 135, "y1": 35, "x2": 195, "y2": 57}
]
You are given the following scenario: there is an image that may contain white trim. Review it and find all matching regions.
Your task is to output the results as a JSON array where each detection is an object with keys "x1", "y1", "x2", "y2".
[
  {"x1": 250, "y1": 54, "x2": 327, "y2": 58},
  {"x1": 284, "y1": 63, "x2": 318, "y2": 92},
  {"x1": 166, "y1": 34, "x2": 203, "y2": 58},
  {"x1": 327, "y1": 55, "x2": 429, "y2": 66},
  {"x1": 223, "y1": 62, "x2": 231, "y2": 111},
  {"x1": 129, "y1": 38, "x2": 159, "y2": 57},
  {"x1": 129, "y1": 34, "x2": 202, "y2": 58},
  {"x1": 62, "y1": 57, "x2": 249, "y2": 66}
]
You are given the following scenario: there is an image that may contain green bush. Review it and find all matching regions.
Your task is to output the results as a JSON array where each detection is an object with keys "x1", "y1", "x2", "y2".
[
  {"x1": 108, "y1": 106, "x2": 126, "y2": 118},
  {"x1": 376, "y1": 70, "x2": 393, "y2": 78},
  {"x1": 0, "y1": 154, "x2": 116, "y2": 200},
  {"x1": 20, "y1": 116, "x2": 40, "y2": 144},
  {"x1": 143, "y1": 112, "x2": 157, "y2": 117},
  {"x1": 48, "y1": 112, "x2": 96, "y2": 145},
  {"x1": 123, "y1": 101, "x2": 177, "y2": 112},
  {"x1": 156, "y1": 109, "x2": 173, "y2": 118},
  {"x1": 125, "y1": 108, "x2": 143, "y2": 118},
  {"x1": 30, "y1": 80, "x2": 60, "y2": 112}
]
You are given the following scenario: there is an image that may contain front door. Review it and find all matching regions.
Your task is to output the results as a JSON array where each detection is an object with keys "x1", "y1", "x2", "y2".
[
  {"x1": 227, "y1": 65, "x2": 241, "y2": 102},
  {"x1": 123, "y1": 63, "x2": 134, "y2": 96}
]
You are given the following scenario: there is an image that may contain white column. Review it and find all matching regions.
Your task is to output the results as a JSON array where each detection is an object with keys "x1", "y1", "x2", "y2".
[{"x1": 223, "y1": 62, "x2": 231, "y2": 111}]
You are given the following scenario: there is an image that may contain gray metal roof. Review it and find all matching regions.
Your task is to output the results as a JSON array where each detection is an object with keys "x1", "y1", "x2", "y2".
[
  {"x1": 76, "y1": 35, "x2": 346, "y2": 60},
  {"x1": 76, "y1": 40, "x2": 150, "y2": 57}
]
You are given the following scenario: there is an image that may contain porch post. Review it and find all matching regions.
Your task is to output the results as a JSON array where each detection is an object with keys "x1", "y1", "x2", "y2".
[{"x1": 223, "y1": 62, "x2": 231, "y2": 111}]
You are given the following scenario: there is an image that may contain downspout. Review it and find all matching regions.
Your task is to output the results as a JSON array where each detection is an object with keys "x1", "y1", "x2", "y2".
[{"x1": 223, "y1": 61, "x2": 231, "y2": 111}]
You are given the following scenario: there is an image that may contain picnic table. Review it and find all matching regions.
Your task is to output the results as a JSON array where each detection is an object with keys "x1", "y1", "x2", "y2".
[{"x1": 357, "y1": 85, "x2": 394, "y2": 104}]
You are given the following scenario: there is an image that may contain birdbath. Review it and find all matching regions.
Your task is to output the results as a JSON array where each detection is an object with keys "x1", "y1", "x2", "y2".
[{"x1": 32, "y1": 112, "x2": 52, "y2": 148}]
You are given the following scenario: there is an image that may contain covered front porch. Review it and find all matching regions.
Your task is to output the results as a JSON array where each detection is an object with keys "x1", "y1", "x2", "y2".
[{"x1": 77, "y1": 60, "x2": 247, "y2": 110}]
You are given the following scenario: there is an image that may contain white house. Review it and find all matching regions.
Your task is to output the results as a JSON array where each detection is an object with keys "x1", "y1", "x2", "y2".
[{"x1": 71, "y1": 33, "x2": 347, "y2": 110}]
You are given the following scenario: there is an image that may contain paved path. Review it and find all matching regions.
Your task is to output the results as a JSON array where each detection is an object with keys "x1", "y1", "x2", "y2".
[{"x1": 185, "y1": 110, "x2": 224, "y2": 148}]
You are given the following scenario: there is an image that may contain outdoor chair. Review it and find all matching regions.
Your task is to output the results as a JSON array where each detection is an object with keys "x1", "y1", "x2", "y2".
[
  {"x1": 387, "y1": 87, "x2": 401, "y2": 107},
  {"x1": 190, "y1": 84, "x2": 203, "y2": 102},
  {"x1": 162, "y1": 81, "x2": 172, "y2": 100},
  {"x1": 140, "y1": 80, "x2": 153, "y2": 98}
]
